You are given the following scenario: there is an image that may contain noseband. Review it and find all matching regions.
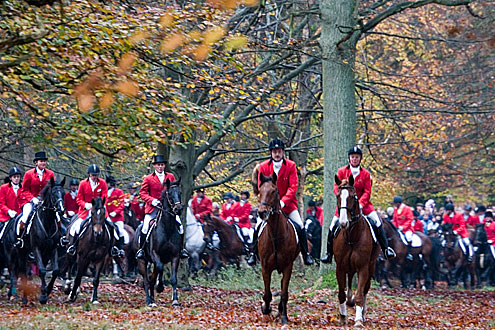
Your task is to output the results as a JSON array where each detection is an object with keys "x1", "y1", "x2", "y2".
[{"x1": 339, "y1": 186, "x2": 361, "y2": 222}]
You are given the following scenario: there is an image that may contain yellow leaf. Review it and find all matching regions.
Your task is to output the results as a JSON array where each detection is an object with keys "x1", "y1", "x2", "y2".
[
  {"x1": 159, "y1": 12, "x2": 174, "y2": 28},
  {"x1": 129, "y1": 31, "x2": 150, "y2": 45},
  {"x1": 118, "y1": 52, "x2": 137, "y2": 75},
  {"x1": 204, "y1": 26, "x2": 225, "y2": 45},
  {"x1": 224, "y1": 36, "x2": 248, "y2": 51},
  {"x1": 114, "y1": 80, "x2": 139, "y2": 97},
  {"x1": 99, "y1": 92, "x2": 114, "y2": 109},
  {"x1": 161, "y1": 34, "x2": 185, "y2": 55}
]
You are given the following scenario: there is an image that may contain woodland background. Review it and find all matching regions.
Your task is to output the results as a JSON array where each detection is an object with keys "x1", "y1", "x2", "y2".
[{"x1": 1, "y1": 0, "x2": 494, "y2": 233}]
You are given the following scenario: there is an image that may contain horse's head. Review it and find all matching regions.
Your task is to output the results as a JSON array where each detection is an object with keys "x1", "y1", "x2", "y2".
[
  {"x1": 41, "y1": 177, "x2": 66, "y2": 214},
  {"x1": 441, "y1": 223, "x2": 456, "y2": 247},
  {"x1": 473, "y1": 223, "x2": 487, "y2": 247},
  {"x1": 202, "y1": 213, "x2": 215, "y2": 243},
  {"x1": 162, "y1": 178, "x2": 182, "y2": 216},
  {"x1": 90, "y1": 197, "x2": 106, "y2": 238},
  {"x1": 257, "y1": 172, "x2": 280, "y2": 222},
  {"x1": 335, "y1": 174, "x2": 359, "y2": 229}
]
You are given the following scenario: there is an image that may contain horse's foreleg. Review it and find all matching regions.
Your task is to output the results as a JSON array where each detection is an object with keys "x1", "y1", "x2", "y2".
[
  {"x1": 171, "y1": 257, "x2": 180, "y2": 307},
  {"x1": 154, "y1": 259, "x2": 164, "y2": 293},
  {"x1": 8, "y1": 268, "x2": 17, "y2": 300},
  {"x1": 336, "y1": 268, "x2": 347, "y2": 322},
  {"x1": 138, "y1": 261, "x2": 153, "y2": 307},
  {"x1": 47, "y1": 249, "x2": 59, "y2": 296},
  {"x1": 354, "y1": 268, "x2": 369, "y2": 327},
  {"x1": 149, "y1": 264, "x2": 159, "y2": 306},
  {"x1": 91, "y1": 260, "x2": 104, "y2": 304},
  {"x1": 261, "y1": 266, "x2": 272, "y2": 315},
  {"x1": 69, "y1": 259, "x2": 89, "y2": 303},
  {"x1": 346, "y1": 272, "x2": 355, "y2": 307},
  {"x1": 278, "y1": 264, "x2": 293, "y2": 324},
  {"x1": 33, "y1": 248, "x2": 49, "y2": 304}
]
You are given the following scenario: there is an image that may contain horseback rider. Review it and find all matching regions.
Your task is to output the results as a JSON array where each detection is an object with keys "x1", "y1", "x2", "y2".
[
  {"x1": 67, "y1": 164, "x2": 123, "y2": 257},
  {"x1": 233, "y1": 190, "x2": 252, "y2": 243},
  {"x1": 484, "y1": 212, "x2": 495, "y2": 261},
  {"x1": 15, "y1": 151, "x2": 55, "y2": 247},
  {"x1": 306, "y1": 200, "x2": 323, "y2": 226},
  {"x1": 392, "y1": 196, "x2": 415, "y2": 261},
  {"x1": 321, "y1": 147, "x2": 396, "y2": 264},
  {"x1": 64, "y1": 178, "x2": 79, "y2": 218},
  {"x1": 106, "y1": 175, "x2": 126, "y2": 257},
  {"x1": 220, "y1": 192, "x2": 237, "y2": 223},
  {"x1": 0, "y1": 167, "x2": 23, "y2": 238},
  {"x1": 443, "y1": 203, "x2": 474, "y2": 263},
  {"x1": 247, "y1": 138, "x2": 314, "y2": 266},
  {"x1": 191, "y1": 188, "x2": 212, "y2": 223},
  {"x1": 124, "y1": 182, "x2": 145, "y2": 222},
  {"x1": 135, "y1": 155, "x2": 187, "y2": 259}
]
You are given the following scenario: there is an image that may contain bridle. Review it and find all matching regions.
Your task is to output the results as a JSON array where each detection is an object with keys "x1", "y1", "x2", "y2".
[{"x1": 338, "y1": 185, "x2": 361, "y2": 222}]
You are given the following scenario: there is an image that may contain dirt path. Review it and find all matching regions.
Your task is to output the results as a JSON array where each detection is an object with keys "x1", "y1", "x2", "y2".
[{"x1": 1, "y1": 282, "x2": 494, "y2": 329}]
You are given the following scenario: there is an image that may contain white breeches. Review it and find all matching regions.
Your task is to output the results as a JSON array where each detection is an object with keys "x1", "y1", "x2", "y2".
[
  {"x1": 490, "y1": 245, "x2": 495, "y2": 260},
  {"x1": 142, "y1": 209, "x2": 183, "y2": 235},
  {"x1": 255, "y1": 209, "x2": 303, "y2": 229},
  {"x1": 113, "y1": 220, "x2": 124, "y2": 239},
  {"x1": 69, "y1": 215, "x2": 89, "y2": 236},
  {"x1": 17, "y1": 202, "x2": 35, "y2": 235},
  {"x1": 330, "y1": 210, "x2": 382, "y2": 231},
  {"x1": 404, "y1": 230, "x2": 413, "y2": 242}
]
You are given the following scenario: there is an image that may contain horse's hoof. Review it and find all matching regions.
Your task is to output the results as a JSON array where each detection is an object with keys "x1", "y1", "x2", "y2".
[
  {"x1": 281, "y1": 316, "x2": 289, "y2": 324},
  {"x1": 355, "y1": 320, "x2": 364, "y2": 327},
  {"x1": 68, "y1": 294, "x2": 77, "y2": 303},
  {"x1": 39, "y1": 295, "x2": 48, "y2": 305},
  {"x1": 92, "y1": 300, "x2": 100, "y2": 305},
  {"x1": 148, "y1": 303, "x2": 157, "y2": 308},
  {"x1": 261, "y1": 303, "x2": 272, "y2": 315},
  {"x1": 339, "y1": 314, "x2": 346, "y2": 324},
  {"x1": 156, "y1": 285, "x2": 164, "y2": 293},
  {"x1": 172, "y1": 300, "x2": 181, "y2": 307}
]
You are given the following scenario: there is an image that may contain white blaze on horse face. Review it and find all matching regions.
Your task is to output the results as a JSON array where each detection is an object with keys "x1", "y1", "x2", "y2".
[{"x1": 339, "y1": 189, "x2": 349, "y2": 227}]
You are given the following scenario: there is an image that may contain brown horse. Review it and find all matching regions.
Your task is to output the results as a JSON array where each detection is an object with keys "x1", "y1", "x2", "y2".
[
  {"x1": 202, "y1": 214, "x2": 245, "y2": 273},
  {"x1": 253, "y1": 171, "x2": 300, "y2": 324},
  {"x1": 380, "y1": 220, "x2": 436, "y2": 289},
  {"x1": 333, "y1": 175, "x2": 379, "y2": 327},
  {"x1": 442, "y1": 223, "x2": 476, "y2": 289}
]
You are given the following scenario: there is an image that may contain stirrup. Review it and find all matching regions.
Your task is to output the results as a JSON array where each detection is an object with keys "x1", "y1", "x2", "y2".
[
  {"x1": 60, "y1": 236, "x2": 69, "y2": 247},
  {"x1": 247, "y1": 252, "x2": 256, "y2": 266},
  {"x1": 67, "y1": 245, "x2": 76, "y2": 256},
  {"x1": 136, "y1": 248, "x2": 145, "y2": 260},
  {"x1": 111, "y1": 246, "x2": 120, "y2": 257},
  {"x1": 385, "y1": 247, "x2": 396, "y2": 259},
  {"x1": 303, "y1": 253, "x2": 314, "y2": 266},
  {"x1": 14, "y1": 238, "x2": 24, "y2": 249},
  {"x1": 406, "y1": 253, "x2": 413, "y2": 261}
]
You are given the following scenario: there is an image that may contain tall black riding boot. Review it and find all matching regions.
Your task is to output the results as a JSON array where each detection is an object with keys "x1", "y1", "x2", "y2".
[
  {"x1": 406, "y1": 243, "x2": 413, "y2": 261},
  {"x1": 321, "y1": 227, "x2": 334, "y2": 264},
  {"x1": 112, "y1": 236, "x2": 125, "y2": 258},
  {"x1": 298, "y1": 226, "x2": 314, "y2": 266},
  {"x1": 247, "y1": 227, "x2": 259, "y2": 266},
  {"x1": 180, "y1": 233, "x2": 189, "y2": 259},
  {"x1": 66, "y1": 234, "x2": 79, "y2": 256},
  {"x1": 375, "y1": 224, "x2": 396, "y2": 259},
  {"x1": 136, "y1": 232, "x2": 147, "y2": 260}
]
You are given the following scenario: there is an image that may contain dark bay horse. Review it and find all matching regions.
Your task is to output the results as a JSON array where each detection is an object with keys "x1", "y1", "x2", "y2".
[
  {"x1": 253, "y1": 171, "x2": 300, "y2": 325},
  {"x1": 31, "y1": 177, "x2": 66, "y2": 304},
  {"x1": 203, "y1": 213, "x2": 245, "y2": 273},
  {"x1": 473, "y1": 223, "x2": 494, "y2": 287},
  {"x1": 380, "y1": 220, "x2": 435, "y2": 289},
  {"x1": 133, "y1": 178, "x2": 183, "y2": 307},
  {"x1": 333, "y1": 175, "x2": 378, "y2": 327},
  {"x1": 442, "y1": 223, "x2": 475, "y2": 289},
  {"x1": 68, "y1": 197, "x2": 114, "y2": 304}
]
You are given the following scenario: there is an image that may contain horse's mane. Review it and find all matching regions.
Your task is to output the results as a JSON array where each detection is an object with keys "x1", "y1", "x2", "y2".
[
  {"x1": 210, "y1": 214, "x2": 231, "y2": 229},
  {"x1": 93, "y1": 197, "x2": 104, "y2": 209},
  {"x1": 251, "y1": 164, "x2": 260, "y2": 196},
  {"x1": 384, "y1": 218, "x2": 399, "y2": 231}
]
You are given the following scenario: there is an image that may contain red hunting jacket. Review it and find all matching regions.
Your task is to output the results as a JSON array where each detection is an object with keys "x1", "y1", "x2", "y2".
[
  {"x1": 106, "y1": 188, "x2": 125, "y2": 222},
  {"x1": 306, "y1": 206, "x2": 323, "y2": 226},
  {"x1": 191, "y1": 195, "x2": 212, "y2": 223},
  {"x1": 76, "y1": 178, "x2": 108, "y2": 219},
  {"x1": 233, "y1": 201, "x2": 252, "y2": 229},
  {"x1": 258, "y1": 158, "x2": 299, "y2": 214},
  {"x1": 19, "y1": 168, "x2": 55, "y2": 208},
  {"x1": 0, "y1": 183, "x2": 22, "y2": 222},
  {"x1": 466, "y1": 215, "x2": 481, "y2": 227},
  {"x1": 443, "y1": 212, "x2": 469, "y2": 238},
  {"x1": 334, "y1": 165, "x2": 374, "y2": 216},
  {"x1": 125, "y1": 193, "x2": 145, "y2": 221},
  {"x1": 221, "y1": 202, "x2": 237, "y2": 222},
  {"x1": 485, "y1": 222, "x2": 495, "y2": 246},
  {"x1": 139, "y1": 172, "x2": 176, "y2": 214},
  {"x1": 64, "y1": 191, "x2": 78, "y2": 216},
  {"x1": 393, "y1": 203, "x2": 414, "y2": 233}
]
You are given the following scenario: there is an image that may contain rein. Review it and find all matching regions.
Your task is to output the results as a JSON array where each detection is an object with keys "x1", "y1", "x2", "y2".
[{"x1": 35, "y1": 200, "x2": 60, "y2": 240}]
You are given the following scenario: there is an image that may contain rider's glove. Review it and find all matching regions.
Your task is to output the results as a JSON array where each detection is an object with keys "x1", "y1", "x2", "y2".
[
  {"x1": 234, "y1": 217, "x2": 239, "y2": 223},
  {"x1": 280, "y1": 200, "x2": 285, "y2": 209},
  {"x1": 32, "y1": 197, "x2": 40, "y2": 205},
  {"x1": 227, "y1": 216, "x2": 233, "y2": 222},
  {"x1": 67, "y1": 211, "x2": 75, "y2": 217},
  {"x1": 151, "y1": 199, "x2": 161, "y2": 207},
  {"x1": 85, "y1": 203, "x2": 92, "y2": 210},
  {"x1": 8, "y1": 210, "x2": 16, "y2": 218},
  {"x1": 109, "y1": 211, "x2": 117, "y2": 218}
]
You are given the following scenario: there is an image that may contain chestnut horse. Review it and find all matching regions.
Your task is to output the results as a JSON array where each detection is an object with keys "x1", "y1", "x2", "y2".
[
  {"x1": 334, "y1": 175, "x2": 379, "y2": 327},
  {"x1": 253, "y1": 170, "x2": 300, "y2": 324}
]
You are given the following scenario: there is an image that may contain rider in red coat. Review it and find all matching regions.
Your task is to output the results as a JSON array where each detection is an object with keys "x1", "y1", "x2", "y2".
[
  {"x1": 124, "y1": 182, "x2": 145, "y2": 222},
  {"x1": 16, "y1": 151, "x2": 55, "y2": 246},
  {"x1": 247, "y1": 138, "x2": 314, "y2": 266},
  {"x1": 233, "y1": 190, "x2": 252, "y2": 229},
  {"x1": 106, "y1": 176, "x2": 126, "y2": 257},
  {"x1": 0, "y1": 167, "x2": 23, "y2": 225},
  {"x1": 66, "y1": 164, "x2": 110, "y2": 255},
  {"x1": 220, "y1": 192, "x2": 237, "y2": 223},
  {"x1": 322, "y1": 147, "x2": 396, "y2": 264},
  {"x1": 136, "y1": 155, "x2": 186, "y2": 259},
  {"x1": 392, "y1": 197, "x2": 415, "y2": 260},
  {"x1": 306, "y1": 200, "x2": 323, "y2": 226},
  {"x1": 190, "y1": 189, "x2": 212, "y2": 223},
  {"x1": 463, "y1": 205, "x2": 480, "y2": 227},
  {"x1": 484, "y1": 212, "x2": 495, "y2": 260},
  {"x1": 443, "y1": 203, "x2": 473, "y2": 262},
  {"x1": 64, "y1": 178, "x2": 79, "y2": 218}
]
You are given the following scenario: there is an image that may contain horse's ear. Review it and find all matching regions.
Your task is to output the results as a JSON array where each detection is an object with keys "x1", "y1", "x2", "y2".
[
  {"x1": 60, "y1": 177, "x2": 66, "y2": 188},
  {"x1": 176, "y1": 176, "x2": 181, "y2": 186},
  {"x1": 271, "y1": 172, "x2": 277, "y2": 184},
  {"x1": 91, "y1": 198, "x2": 95, "y2": 205},
  {"x1": 335, "y1": 175, "x2": 341, "y2": 186},
  {"x1": 165, "y1": 178, "x2": 171, "y2": 188},
  {"x1": 348, "y1": 175, "x2": 354, "y2": 186},
  {"x1": 260, "y1": 174, "x2": 272, "y2": 185},
  {"x1": 103, "y1": 197, "x2": 106, "y2": 205},
  {"x1": 50, "y1": 177, "x2": 55, "y2": 186},
  {"x1": 251, "y1": 164, "x2": 260, "y2": 196}
]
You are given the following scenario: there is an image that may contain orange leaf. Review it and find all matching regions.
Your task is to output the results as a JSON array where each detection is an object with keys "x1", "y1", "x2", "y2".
[
  {"x1": 99, "y1": 92, "x2": 114, "y2": 109},
  {"x1": 159, "y1": 12, "x2": 174, "y2": 28},
  {"x1": 114, "y1": 80, "x2": 139, "y2": 97},
  {"x1": 193, "y1": 44, "x2": 211, "y2": 61},
  {"x1": 118, "y1": 52, "x2": 137, "y2": 75},
  {"x1": 77, "y1": 94, "x2": 95, "y2": 112},
  {"x1": 129, "y1": 31, "x2": 150, "y2": 45},
  {"x1": 161, "y1": 34, "x2": 185, "y2": 55}
]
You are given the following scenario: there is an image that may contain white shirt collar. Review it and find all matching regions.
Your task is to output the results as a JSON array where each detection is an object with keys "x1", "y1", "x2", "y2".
[
  {"x1": 155, "y1": 171, "x2": 165, "y2": 183},
  {"x1": 89, "y1": 178, "x2": 98, "y2": 191},
  {"x1": 70, "y1": 190, "x2": 77, "y2": 198},
  {"x1": 108, "y1": 187, "x2": 114, "y2": 197},
  {"x1": 36, "y1": 167, "x2": 45, "y2": 179},
  {"x1": 273, "y1": 160, "x2": 283, "y2": 175},
  {"x1": 350, "y1": 165, "x2": 360, "y2": 178}
]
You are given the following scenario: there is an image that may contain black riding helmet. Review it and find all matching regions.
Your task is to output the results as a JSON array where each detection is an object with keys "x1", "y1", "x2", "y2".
[
  {"x1": 70, "y1": 178, "x2": 79, "y2": 186},
  {"x1": 445, "y1": 203, "x2": 454, "y2": 211},
  {"x1": 348, "y1": 146, "x2": 363, "y2": 157},
  {"x1": 269, "y1": 138, "x2": 285, "y2": 151},
  {"x1": 87, "y1": 164, "x2": 100, "y2": 175},
  {"x1": 8, "y1": 166, "x2": 22, "y2": 177}
]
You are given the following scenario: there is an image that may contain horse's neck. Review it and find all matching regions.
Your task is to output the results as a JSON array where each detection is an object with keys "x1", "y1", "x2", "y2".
[{"x1": 267, "y1": 213, "x2": 288, "y2": 237}]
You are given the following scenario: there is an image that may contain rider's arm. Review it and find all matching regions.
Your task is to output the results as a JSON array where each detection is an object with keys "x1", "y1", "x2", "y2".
[
  {"x1": 358, "y1": 171, "x2": 372, "y2": 209},
  {"x1": 139, "y1": 176, "x2": 155, "y2": 205},
  {"x1": 21, "y1": 170, "x2": 34, "y2": 201},
  {"x1": 280, "y1": 161, "x2": 298, "y2": 208}
]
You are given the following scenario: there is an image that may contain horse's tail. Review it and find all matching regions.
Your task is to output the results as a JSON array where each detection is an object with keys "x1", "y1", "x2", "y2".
[{"x1": 252, "y1": 164, "x2": 260, "y2": 196}]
